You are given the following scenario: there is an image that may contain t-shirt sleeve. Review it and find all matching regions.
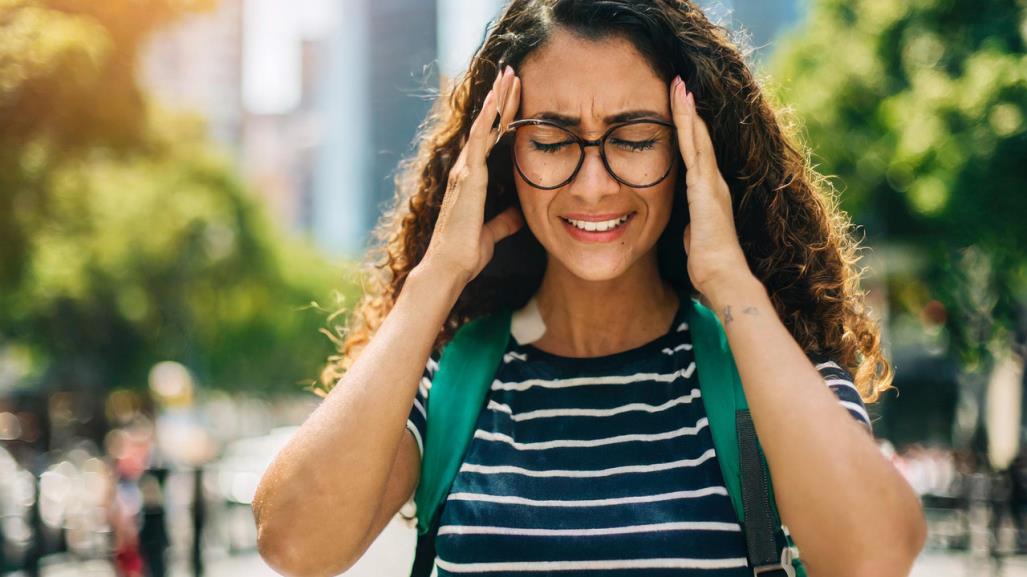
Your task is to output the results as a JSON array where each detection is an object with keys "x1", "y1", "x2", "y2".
[
  {"x1": 810, "y1": 353, "x2": 874, "y2": 435},
  {"x1": 405, "y1": 351, "x2": 440, "y2": 459}
]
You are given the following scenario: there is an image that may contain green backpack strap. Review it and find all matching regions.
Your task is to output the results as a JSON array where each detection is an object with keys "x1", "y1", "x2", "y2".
[
  {"x1": 412, "y1": 296, "x2": 804, "y2": 576},
  {"x1": 687, "y1": 295, "x2": 805, "y2": 576},
  {"x1": 687, "y1": 296, "x2": 746, "y2": 517},
  {"x1": 413, "y1": 309, "x2": 512, "y2": 536}
]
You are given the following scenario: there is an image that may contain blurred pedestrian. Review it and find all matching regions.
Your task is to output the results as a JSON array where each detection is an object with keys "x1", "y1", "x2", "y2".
[
  {"x1": 138, "y1": 471, "x2": 169, "y2": 577},
  {"x1": 108, "y1": 472, "x2": 144, "y2": 577}
]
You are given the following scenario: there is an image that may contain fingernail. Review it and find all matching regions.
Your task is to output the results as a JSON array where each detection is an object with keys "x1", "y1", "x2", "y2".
[{"x1": 505, "y1": 64, "x2": 514, "y2": 76}]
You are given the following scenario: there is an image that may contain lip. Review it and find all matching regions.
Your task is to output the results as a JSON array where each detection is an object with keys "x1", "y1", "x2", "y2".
[
  {"x1": 561, "y1": 212, "x2": 633, "y2": 221},
  {"x1": 559, "y1": 211, "x2": 636, "y2": 243}
]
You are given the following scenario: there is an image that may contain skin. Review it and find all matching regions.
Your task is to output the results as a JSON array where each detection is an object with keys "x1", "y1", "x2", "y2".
[
  {"x1": 253, "y1": 26, "x2": 925, "y2": 577},
  {"x1": 484, "y1": 28, "x2": 927, "y2": 576},
  {"x1": 512, "y1": 29, "x2": 681, "y2": 356}
]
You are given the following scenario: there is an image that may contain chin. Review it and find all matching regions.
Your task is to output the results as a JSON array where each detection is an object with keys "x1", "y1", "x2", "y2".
[{"x1": 553, "y1": 249, "x2": 638, "y2": 282}]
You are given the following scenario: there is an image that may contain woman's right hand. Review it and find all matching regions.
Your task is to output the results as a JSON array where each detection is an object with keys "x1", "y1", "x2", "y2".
[{"x1": 419, "y1": 65, "x2": 524, "y2": 287}]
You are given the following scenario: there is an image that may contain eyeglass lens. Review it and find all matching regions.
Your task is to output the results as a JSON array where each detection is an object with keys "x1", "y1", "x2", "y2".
[{"x1": 512, "y1": 122, "x2": 675, "y2": 188}]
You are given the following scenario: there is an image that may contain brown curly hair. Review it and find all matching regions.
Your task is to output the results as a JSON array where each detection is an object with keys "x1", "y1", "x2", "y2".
[{"x1": 316, "y1": 0, "x2": 893, "y2": 403}]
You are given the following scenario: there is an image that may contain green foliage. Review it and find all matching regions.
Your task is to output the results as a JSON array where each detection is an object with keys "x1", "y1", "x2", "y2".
[
  {"x1": 0, "y1": 0, "x2": 357, "y2": 395},
  {"x1": 770, "y1": 0, "x2": 1027, "y2": 370}
]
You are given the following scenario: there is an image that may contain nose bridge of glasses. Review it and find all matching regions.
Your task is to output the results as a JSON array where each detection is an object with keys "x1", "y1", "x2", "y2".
[{"x1": 574, "y1": 138, "x2": 620, "y2": 187}]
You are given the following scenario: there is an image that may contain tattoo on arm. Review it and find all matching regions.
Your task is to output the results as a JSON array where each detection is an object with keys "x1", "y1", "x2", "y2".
[{"x1": 721, "y1": 305, "x2": 760, "y2": 325}]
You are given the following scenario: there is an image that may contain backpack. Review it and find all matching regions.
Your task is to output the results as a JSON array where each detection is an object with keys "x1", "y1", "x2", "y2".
[{"x1": 410, "y1": 293, "x2": 804, "y2": 577}]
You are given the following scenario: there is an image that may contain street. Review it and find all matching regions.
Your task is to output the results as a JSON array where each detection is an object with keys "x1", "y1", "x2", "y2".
[{"x1": 20, "y1": 516, "x2": 1027, "y2": 577}]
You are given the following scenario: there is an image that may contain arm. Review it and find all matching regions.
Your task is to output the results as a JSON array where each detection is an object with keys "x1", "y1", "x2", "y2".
[
  {"x1": 252, "y1": 65, "x2": 525, "y2": 577},
  {"x1": 251, "y1": 265, "x2": 462, "y2": 577},
  {"x1": 668, "y1": 74, "x2": 925, "y2": 577},
  {"x1": 705, "y1": 273, "x2": 926, "y2": 577}
]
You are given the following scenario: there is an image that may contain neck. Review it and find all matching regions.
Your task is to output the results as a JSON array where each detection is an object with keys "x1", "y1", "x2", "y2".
[{"x1": 531, "y1": 250, "x2": 680, "y2": 357}]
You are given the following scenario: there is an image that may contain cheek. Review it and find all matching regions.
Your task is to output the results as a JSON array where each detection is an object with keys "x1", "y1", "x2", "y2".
[
  {"x1": 514, "y1": 174, "x2": 552, "y2": 231},
  {"x1": 638, "y1": 181, "x2": 675, "y2": 235},
  {"x1": 649, "y1": 179, "x2": 677, "y2": 229}
]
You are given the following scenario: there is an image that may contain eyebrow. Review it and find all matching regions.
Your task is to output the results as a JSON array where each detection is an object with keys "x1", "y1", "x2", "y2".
[{"x1": 530, "y1": 109, "x2": 668, "y2": 126}]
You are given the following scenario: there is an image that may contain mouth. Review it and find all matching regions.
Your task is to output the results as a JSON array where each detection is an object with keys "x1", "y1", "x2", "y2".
[{"x1": 558, "y1": 211, "x2": 636, "y2": 242}]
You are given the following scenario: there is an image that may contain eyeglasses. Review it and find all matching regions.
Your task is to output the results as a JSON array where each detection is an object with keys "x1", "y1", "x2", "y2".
[{"x1": 504, "y1": 118, "x2": 677, "y2": 189}]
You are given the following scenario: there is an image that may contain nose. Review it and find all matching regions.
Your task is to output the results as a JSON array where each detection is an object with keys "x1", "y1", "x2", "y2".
[{"x1": 567, "y1": 145, "x2": 620, "y2": 203}]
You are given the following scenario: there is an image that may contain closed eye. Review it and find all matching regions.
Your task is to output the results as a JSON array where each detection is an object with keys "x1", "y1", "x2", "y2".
[
  {"x1": 611, "y1": 138, "x2": 657, "y2": 151},
  {"x1": 531, "y1": 140, "x2": 573, "y2": 153}
]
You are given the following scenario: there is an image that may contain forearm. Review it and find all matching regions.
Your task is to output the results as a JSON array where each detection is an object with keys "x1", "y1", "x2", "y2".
[
  {"x1": 253, "y1": 264, "x2": 464, "y2": 575},
  {"x1": 704, "y1": 273, "x2": 926, "y2": 577}
]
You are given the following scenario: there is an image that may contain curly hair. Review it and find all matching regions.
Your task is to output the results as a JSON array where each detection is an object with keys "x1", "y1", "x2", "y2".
[{"x1": 316, "y1": 0, "x2": 893, "y2": 403}]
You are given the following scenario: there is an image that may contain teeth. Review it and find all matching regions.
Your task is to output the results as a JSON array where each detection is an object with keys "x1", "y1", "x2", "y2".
[{"x1": 564, "y1": 214, "x2": 631, "y2": 232}]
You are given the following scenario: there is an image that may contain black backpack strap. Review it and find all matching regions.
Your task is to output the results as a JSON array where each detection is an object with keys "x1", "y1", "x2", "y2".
[
  {"x1": 410, "y1": 502, "x2": 444, "y2": 577},
  {"x1": 410, "y1": 523, "x2": 438, "y2": 577},
  {"x1": 737, "y1": 409, "x2": 796, "y2": 577}
]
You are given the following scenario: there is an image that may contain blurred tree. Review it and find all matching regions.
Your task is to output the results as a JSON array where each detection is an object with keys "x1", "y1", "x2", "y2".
[
  {"x1": 770, "y1": 0, "x2": 1027, "y2": 444},
  {"x1": 0, "y1": 0, "x2": 358, "y2": 396},
  {"x1": 1, "y1": 0, "x2": 209, "y2": 285}
]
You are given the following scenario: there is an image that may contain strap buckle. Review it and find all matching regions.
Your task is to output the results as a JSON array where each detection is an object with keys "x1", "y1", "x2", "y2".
[{"x1": 752, "y1": 546, "x2": 796, "y2": 577}]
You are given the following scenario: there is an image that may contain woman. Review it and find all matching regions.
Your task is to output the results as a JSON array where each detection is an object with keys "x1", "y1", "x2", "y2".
[{"x1": 253, "y1": 1, "x2": 927, "y2": 576}]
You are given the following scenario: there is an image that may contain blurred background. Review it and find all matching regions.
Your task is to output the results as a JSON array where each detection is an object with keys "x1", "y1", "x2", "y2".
[{"x1": 0, "y1": 0, "x2": 1024, "y2": 575}]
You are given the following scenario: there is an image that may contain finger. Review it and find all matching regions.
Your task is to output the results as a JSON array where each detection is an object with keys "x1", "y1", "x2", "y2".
[
  {"x1": 498, "y1": 65, "x2": 511, "y2": 116},
  {"x1": 465, "y1": 87, "x2": 500, "y2": 167},
  {"x1": 483, "y1": 205, "x2": 525, "y2": 244},
  {"x1": 508, "y1": 75, "x2": 521, "y2": 120},
  {"x1": 461, "y1": 70, "x2": 502, "y2": 150},
  {"x1": 452, "y1": 70, "x2": 503, "y2": 168},
  {"x1": 489, "y1": 67, "x2": 508, "y2": 131},
  {"x1": 683, "y1": 222, "x2": 691, "y2": 257},
  {"x1": 487, "y1": 67, "x2": 511, "y2": 148},
  {"x1": 489, "y1": 67, "x2": 515, "y2": 146},
  {"x1": 671, "y1": 76, "x2": 697, "y2": 171},
  {"x1": 687, "y1": 91, "x2": 718, "y2": 173},
  {"x1": 489, "y1": 72, "x2": 521, "y2": 153}
]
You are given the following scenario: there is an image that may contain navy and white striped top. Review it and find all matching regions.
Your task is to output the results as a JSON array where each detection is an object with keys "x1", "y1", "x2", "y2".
[{"x1": 405, "y1": 302, "x2": 873, "y2": 575}]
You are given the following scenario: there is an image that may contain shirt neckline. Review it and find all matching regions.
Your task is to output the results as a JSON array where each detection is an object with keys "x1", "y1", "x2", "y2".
[{"x1": 513, "y1": 298, "x2": 687, "y2": 369}]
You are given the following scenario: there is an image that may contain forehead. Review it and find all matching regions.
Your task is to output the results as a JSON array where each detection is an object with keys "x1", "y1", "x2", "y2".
[{"x1": 517, "y1": 28, "x2": 669, "y2": 130}]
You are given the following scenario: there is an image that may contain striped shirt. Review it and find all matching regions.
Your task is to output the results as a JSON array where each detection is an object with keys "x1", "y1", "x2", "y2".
[{"x1": 405, "y1": 303, "x2": 873, "y2": 575}]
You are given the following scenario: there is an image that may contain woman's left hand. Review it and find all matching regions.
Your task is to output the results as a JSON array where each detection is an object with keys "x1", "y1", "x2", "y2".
[{"x1": 669, "y1": 75, "x2": 753, "y2": 297}]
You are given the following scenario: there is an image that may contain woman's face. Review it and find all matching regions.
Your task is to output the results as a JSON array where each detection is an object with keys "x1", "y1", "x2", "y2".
[{"x1": 512, "y1": 28, "x2": 677, "y2": 282}]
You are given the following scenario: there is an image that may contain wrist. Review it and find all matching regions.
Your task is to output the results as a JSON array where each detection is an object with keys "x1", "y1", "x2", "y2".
[
  {"x1": 702, "y1": 271, "x2": 766, "y2": 313},
  {"x1": 407, "y1": 261, "x2": 468, "y2": 306}
]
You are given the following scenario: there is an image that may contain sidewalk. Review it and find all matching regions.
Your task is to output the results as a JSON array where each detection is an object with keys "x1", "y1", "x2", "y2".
[
  {"x1": 21, "y1": 517, "x2": 1027, "y2": 577},
  {"x1": 28, "y1": 550, "x2": 1027, "y2": 577},
  {"x1": 910, "y1": 551, "x2": 1027, "y2": 577},
  {"x1": 26, "y1": 516, "x2": 416, "y2": 577}
]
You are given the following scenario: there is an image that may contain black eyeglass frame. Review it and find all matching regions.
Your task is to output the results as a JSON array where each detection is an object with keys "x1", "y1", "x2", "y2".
[{"x1": 503, "y1": 117, "x2": 678, "y2": 190}]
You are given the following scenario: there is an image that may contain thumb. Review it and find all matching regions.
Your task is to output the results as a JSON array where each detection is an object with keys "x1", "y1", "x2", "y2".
[{"x1": 484, "y1": 205, "x2": 525, "y2": 245}]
